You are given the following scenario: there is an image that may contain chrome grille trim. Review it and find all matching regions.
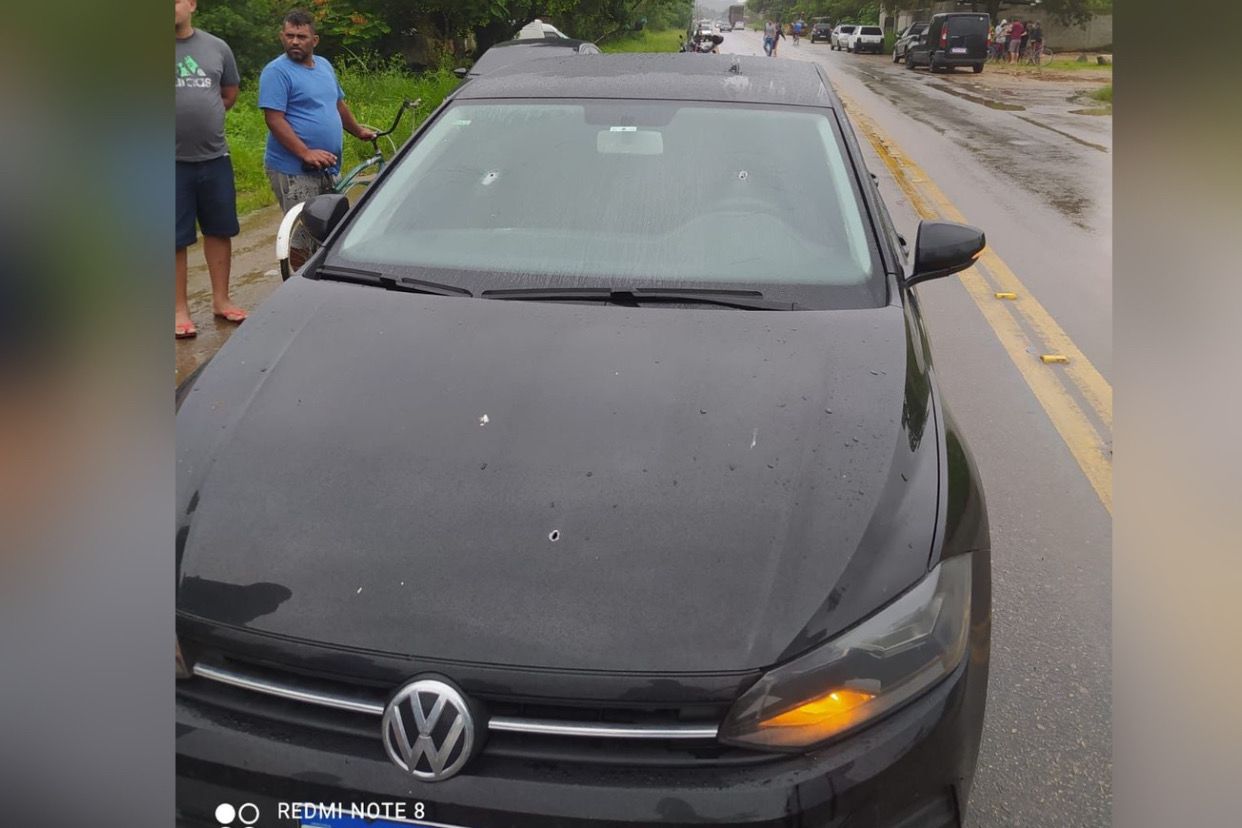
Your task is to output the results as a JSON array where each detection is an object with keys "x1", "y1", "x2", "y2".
[
  {"x1": 192, "y1": 663, "x2": 385, "y2": 715},
  {"x1": 489, "y1": 716, "x2": 719, "y2": 740},
  {"x1": 191, "y1": 662, "x2": 721, "y2": 740}
]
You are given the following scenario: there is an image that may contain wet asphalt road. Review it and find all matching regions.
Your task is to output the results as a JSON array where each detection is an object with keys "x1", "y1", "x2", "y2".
[
  {"x1": 177, "y1": 38, "x2": 1113, "y2": 826},
  {"x1": 723, "y1": 30, "x2": 1112, "y2": 827}
]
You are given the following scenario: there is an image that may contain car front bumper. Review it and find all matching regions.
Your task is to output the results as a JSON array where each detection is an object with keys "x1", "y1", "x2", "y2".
[{"x1": 176, "y1": 646, "x2": 987, "y2": 828}]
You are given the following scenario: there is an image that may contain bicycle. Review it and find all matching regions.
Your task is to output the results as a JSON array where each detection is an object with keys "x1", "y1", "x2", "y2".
[
  {"x1": 277, "y1": 98, "x2": 421, "y2": 281},
  {"x1": 1023, "y1": 43, "x2": 1051, "y2": 66}
]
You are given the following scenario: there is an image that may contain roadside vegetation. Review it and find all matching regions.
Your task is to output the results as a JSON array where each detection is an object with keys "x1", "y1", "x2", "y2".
[
  {"x1": 599, "y1": 28, "x2": 684, "y2": 52},
  {"x1": 1089, "y1": 84, "x2": 1112, "y2": 102},
  {"x1": 1037, "y1": 57, "x2": 1113, "y2": 72}
]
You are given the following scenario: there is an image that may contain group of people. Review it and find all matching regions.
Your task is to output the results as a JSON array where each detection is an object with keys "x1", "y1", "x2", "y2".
[
  {"x1": 175, "y1": 0, "x2": 375, "y2": 339},
  {"x1": 763, "y1": 18, "x2": 808, "y2": 55},
  {"x1": 992, "y1": 18, "x2": 1044, "y2": 64}
]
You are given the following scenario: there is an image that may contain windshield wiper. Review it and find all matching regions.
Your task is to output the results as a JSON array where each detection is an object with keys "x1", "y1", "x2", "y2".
[
  {"x1": 316, "y1": 265, "x2": 472, "y2": 297},
  {"x1": 480, "y1": 287, "x2": 796, "y2": 311}
]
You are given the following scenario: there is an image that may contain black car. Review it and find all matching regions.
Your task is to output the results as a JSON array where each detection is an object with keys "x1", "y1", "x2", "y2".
[
  {"x1": 457, "y1": 37, "x2": 600, "y2": 80},
  {"x1": 905, "y1": 12, "x2": 991, "y2": 73},
  {"x1": 893, "y1": 21, "x2": 928, "y2": 63},
  {"x1": 810, "y1": 17, "x2": 833, "y2": 42},
  {"x1": 176, "y1": 55, "x2": 991, "y2": 828}
]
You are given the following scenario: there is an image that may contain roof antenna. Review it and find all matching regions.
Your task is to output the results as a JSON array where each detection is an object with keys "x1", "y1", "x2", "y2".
[{"x1": 729, "y1": 56, "x2": 741, "y2": 74}]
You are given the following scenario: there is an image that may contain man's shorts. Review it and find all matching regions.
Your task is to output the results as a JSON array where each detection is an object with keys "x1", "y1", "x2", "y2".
[
  {"x1": 267, "y1": 169, "x2": 338, "y2": 251},
  {"x1": 176, "y1": 155, "x2": 240, "y2": 249},
  {"x1": 1008, "y1": 38, "x2": 1021, "y2": 54},
  {"x1": 266, "y1": 169, "x2": 338, "y2": 214}
]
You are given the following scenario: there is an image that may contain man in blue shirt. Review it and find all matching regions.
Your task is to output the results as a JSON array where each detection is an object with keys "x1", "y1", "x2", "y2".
[{"x1": 259, "y1": 9, "x2": 375, "y2": 266}]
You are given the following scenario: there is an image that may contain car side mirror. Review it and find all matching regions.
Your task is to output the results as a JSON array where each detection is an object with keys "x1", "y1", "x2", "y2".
[
  {"x1": 905, "y1": 220, "x2": 985, "y2": 287},
  {"x1": 301, "y1": 194, "x2": 350, "y2": 245},
  {"x1": 453, "y1": 67, "x2": 468, "y2": 78}
]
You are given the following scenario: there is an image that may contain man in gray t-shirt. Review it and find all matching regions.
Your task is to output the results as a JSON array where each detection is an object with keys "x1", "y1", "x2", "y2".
[{"x1": 175, "y1": 0, "x2": 246, "y2": 338}]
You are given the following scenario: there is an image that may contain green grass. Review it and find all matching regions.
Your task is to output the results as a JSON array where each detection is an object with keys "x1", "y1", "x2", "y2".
[
  {"x1": 1041, "y1": 58, "x2": 1113, "y2": 72},
  {"x1": 224, "y1": 64, "x2": 460, "y2": 215},
  {"x1": 598, "y1": 28, "x2": 684, "y2": 53},
  {"x1": 1089, "y1": 84, "x2": 1112, "y2": 102}
]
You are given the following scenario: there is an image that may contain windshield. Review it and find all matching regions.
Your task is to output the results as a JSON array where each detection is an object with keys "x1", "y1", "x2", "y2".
[{"x1": 331, "y1": 100, "x2": 884, "y2": 309}]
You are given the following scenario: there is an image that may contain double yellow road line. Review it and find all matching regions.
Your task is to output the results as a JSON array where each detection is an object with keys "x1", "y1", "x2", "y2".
[{"x1": 841, "y1": 95, "x2": 1113, "y2": 514}]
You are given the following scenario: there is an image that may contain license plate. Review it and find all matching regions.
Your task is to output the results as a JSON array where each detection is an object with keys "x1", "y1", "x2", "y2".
[{"x1": 950, "y1": 47, "x2": 967, "y2": 53}]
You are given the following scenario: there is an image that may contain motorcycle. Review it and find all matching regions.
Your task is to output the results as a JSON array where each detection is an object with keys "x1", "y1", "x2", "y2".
[{"x1": 680, "y1": 32, "x2": 724, "y2": 53}]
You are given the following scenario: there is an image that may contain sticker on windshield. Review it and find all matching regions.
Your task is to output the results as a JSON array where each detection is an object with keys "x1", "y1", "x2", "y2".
[{"x1": 609, "y1": 126, "x2": 638, "y2": 132}]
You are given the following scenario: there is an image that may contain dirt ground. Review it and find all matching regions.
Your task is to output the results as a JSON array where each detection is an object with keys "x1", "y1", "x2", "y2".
[
  {"x1": 917, "y1": 54, "x2": 1112, "y2": 115},
  {"x1": 975, "y1": 57, "x2": 1112, "y2": 86}
]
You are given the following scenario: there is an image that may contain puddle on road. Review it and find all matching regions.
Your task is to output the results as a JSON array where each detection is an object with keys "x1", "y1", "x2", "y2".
[
  {"x1": 930, "y1": 82, "x2": 1025, "y2": 110},
  {"x1": 1015, "y1": 115, "x2": 1109, "y2": 152}
]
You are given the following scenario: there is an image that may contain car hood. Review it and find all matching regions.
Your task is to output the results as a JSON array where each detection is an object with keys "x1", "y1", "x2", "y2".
[{"x1": 176, "y1": 279, "x2": 940, "y2": 673}]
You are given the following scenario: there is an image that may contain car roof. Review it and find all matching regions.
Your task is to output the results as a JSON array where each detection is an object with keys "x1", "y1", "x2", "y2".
[
  {"x1": 468, "y1": 39, "x2": 599, "y2": 76},
  {"x1": 456, "y1": 53, "x2": 838, "y2": 109}
]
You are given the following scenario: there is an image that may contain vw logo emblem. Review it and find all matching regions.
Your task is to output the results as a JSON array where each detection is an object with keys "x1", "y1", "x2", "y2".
[{"x1": 381, "y1": 678, "x2": 476, "y2": 781}]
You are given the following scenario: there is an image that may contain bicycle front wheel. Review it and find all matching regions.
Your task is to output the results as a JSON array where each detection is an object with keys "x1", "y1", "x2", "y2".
[{"x1": 276, "y1": 201, "x2": 321, "y2": 281}]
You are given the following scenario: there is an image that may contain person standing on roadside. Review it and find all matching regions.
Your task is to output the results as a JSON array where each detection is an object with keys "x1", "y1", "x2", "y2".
[
  {"x1": 993, "y1": 19, "x2": 1009, "y2": 62},
  {"x1": 259, "y1": 9, "x2": 375, "y2": 268},
  {"x1": 763, "y1": 19, "x2": 777, "y2": 56},
  {"x1": 1007, "y1": 18, "x2": 1025, "y2": 63},
  {"x1": 770, "y1": 21, "x2": 786, "y2": 57},
  {"x1": 175, "y1": 0, "x2": 246, "y2": 338},
  {"x1": 1028, "y1": 20, "x2": 1044, "y2": 64}
]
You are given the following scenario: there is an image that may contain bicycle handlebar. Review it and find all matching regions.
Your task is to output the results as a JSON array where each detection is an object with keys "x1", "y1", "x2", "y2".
[{"x1": 367, "y1": 98, "x2": 422, "y2": 154}]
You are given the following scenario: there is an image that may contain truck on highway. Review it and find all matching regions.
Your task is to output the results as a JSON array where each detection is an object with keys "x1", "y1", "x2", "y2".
[{"x1": 728, "y1": 5, "x2": 746, "y2": 29}]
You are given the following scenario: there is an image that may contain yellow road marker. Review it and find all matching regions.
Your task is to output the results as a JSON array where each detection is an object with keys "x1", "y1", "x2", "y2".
[
  {"x1": 842, "y1": 95, "x2": 1112, "y2": 513},
  {"x1": 1040, "y1": 355, "x2": 1070, "y2": 364},
  {"x1": 995, "y1": 292, "x2": 1018, "y2": 300}
]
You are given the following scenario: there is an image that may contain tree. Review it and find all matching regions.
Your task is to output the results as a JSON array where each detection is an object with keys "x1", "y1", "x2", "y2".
[
  {"x1": 971, "y1": 0, "x2": 1097, "y2": 28},
  {"x1": 193, "y1": 0, "x2": 285, "y2": 78}
]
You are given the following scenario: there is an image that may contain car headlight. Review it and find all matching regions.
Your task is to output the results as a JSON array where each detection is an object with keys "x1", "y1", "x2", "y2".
[
  {"x1": 719, "y1": 555, "x2": 971, "y2": 751},
  {"x1": 176, "y1": 638, "x2": 191, "y2": 680}
]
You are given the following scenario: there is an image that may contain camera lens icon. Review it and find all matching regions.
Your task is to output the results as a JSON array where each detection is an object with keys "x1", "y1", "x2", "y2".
[{"x1": 215, "y1": 802, "x2": 259, "y2": 826}]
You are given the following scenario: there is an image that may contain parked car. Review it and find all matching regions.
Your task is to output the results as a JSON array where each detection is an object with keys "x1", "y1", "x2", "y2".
[
  {"x1": 830, "y1": 24, "x2": 856, "y2": 49},
  {"x1": 893, "y1": 21, "x2": 928, "y2": 63},
  {"x1": 846, "y1": 24, "x2": 884, "y2": 53},
  {"x1": 178, "y1": 53, "x2": 991, "y2": 828},
  {"x1": 905, "y1": 11, "x2": 991, "y2": 73},
  {"x1": 810, "y1": 17, "x2": 833, "y2": 42}
]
